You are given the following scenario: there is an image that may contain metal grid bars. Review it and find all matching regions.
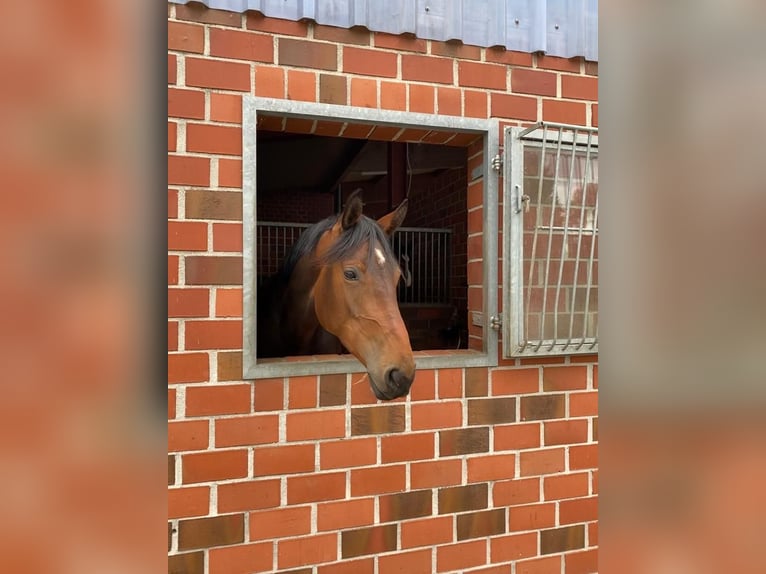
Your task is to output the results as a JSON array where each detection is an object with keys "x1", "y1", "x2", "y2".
[
  {"x1": 256, "y1": 223, "x2": 452, "y2": 305},
  {"x1": 504, "y1": 122, "x2": 598, "y2": 357}
]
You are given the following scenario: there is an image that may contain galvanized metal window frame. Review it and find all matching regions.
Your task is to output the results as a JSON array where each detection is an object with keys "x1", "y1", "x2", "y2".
[
  {"x1": 242, "y1": 96, "x2": 500, "y2": 379},
  {"x1": 502, "y1": 122, "x2": 598, "y2": 357}
]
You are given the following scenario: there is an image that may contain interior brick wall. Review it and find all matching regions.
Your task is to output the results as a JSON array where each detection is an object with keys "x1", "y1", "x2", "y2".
[{"x1": 168, "y1": 2, "x2": 598, "y2": 573}]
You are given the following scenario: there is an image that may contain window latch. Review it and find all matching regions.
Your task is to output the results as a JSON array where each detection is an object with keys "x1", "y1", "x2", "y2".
[{"x1": 513, "y1": 185, "x2": 530, "y2": 213}]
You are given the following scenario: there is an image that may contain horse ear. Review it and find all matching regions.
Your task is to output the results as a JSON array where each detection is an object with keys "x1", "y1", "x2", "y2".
[
  {"x1": 340, "y1": 189, "x2": 364, "y2": 230},
  {"x1": 377, "y1": 199, "x2": 408, "y2": 236}
]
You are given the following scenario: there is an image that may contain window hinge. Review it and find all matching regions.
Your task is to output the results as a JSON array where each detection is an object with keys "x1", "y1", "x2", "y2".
[
  {"x1": 489, "y1": 316, "x2": 502, "y2": 330},
  {"x1": 491, "y1": 154, "x2": 503, "y2": 172}
]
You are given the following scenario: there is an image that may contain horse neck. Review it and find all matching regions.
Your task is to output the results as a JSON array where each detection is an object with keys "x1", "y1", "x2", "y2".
[{"x1": 283, "y1": 254, "x2": 323, "y2": 339}]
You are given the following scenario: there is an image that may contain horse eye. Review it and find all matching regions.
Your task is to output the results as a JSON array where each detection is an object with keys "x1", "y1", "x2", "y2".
[{"x1": 343, "y1": 268, "x2": 359, "y2": 281}]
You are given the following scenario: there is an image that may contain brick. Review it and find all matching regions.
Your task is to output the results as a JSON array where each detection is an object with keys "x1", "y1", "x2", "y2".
[
  {"x1": 247, "y1": 12, "x2": 308, "y2": 36},
  {"x1": 569, "y1": 444, "x2": 597, "y2": 470},
  {"x1": 565, "y1": 548, "x2": 598, "y2": 574},
  {"x1": 182, "y1": 450, "x2": 248, "y2": 484},
  {"x1": 318, "y1": 373, "x2": 346, "y2": 406},
  {"x1": 520, "y1": 447, "x2": 565, "y2": 476},
  {"x1": 493, "y1": 477, "x2": 540, "y2": 506},
  {"x1": 559, "y1": 496, "x2": 597, "y2": 524},
  {"x1": 436, "y1": 539, "x2": 487, "y2": 572},
  {"x1": 490, "y1": 532, "x2": 537, "y2": 562},
  {"x1": 589, "y1": 522, "x2": 598, "y2": 546},
  {"x1": 215, "y1": 414, "x2": 279, "y2": 447},
  {"x1": 432, "y1": 41, "x2": 481, "y2": 60},
  {"x1": 168, "y1": 256, "x2": 180, "y2": 285},
  {"x1": 168, "y1": 54, "x2": 177, "y2": 84},
  {"x1": 178, "y1": 513, "x2": 244, "y2": 550},
  {"x1": 168, "y1": 387, "x2": 177, "y2": 418},
  {"x1": 343, "y1": 46, "x2": 397, "y2": 77},
  {"x1": 254, "y1": 378, "x2": 284, "y2": 411},
  {"x1": 314, "y1": 23, "x2": 370, "y2": 45},
  {"x1": 215, "y1": 288, "x2": 242, "y2": 318},
  {"x1": 543, "y1": 365, "x2": 587, "y2": 391},
  {"x1": 218, "y1": 158, "x2": 242, "y2": 188},
  {"x1": 378, "y1": 548, "x2": 431, "y2": 574},
  {"x1": 402, "y1": 54, "x2": 453, "y2": 84},
  {"x1": 438, "y1": 483, "x2": 488, "y2": 514},
  {"x1": 288, "y1": 375, "x2": 317, "y2": 409},
  {"x1": 490, "y1": 93, "x2": 537, "y2": 121},
  {"x1": 568, "y1": 392, "x2": 597, "y2": 420},
  {"x1": 185, "y1": 190, "x2": 242, "y2": 220},
  {"x1": 381, "y1": 433, "x2": 434, "y2": 463},
  {"x1": 512, "y1": 68, "x2": 556, "y2": 96},
  {"x1": 319, "y1": 74, "x2": 347, "y2": 105},
  {"x1": 350, "y1": 77, "x2": 377, "y2": 108},
  {"x1": 168, "y1": 485, "x2": 210, "y2": 518},
  {"x1": 409, "y1": 369, "x2": 435, "y2": 401},
  {"x1": 168, "y1": 189, "x2": 178, "y2": 219},
  {"x1": 279, "y1": 38, "x2": 337, "y2": 70},
  {"x1": 562, "y1": 74, "x2": 598, "y2": 100},
  {"x1": 540, "y1": 524, "x2": 585, "y2": 554},
  {"x1": 509, "y1": 502, "x2": 556, "y2": 532},
  {"x1": 277, "y1": 534, "x2": 338, "y2": 569},
  {"x1": 209, "y1": 28, "x2": 273, "y2": 62},
  {"x1": 169, "y1": 222, "x2": 208, "y2": 254},
  {"x1": 520, "y1": 394, "x2": 565, "y2": 421},
  {"x1": 168, "y1": 21, "x2": 204, "y2": 53},
  {"x1": 537, "y1": 54, "x2": 581, "y2": 73},
  {"x1": 168, "y1": 552, "x2": 204, "y2": 574},
  {"x1": 254, "y1": 444, "x2": 314, "y2": 476},
  {"x1": 168, "y1": 352, "x2": 208, "y2": 384},
  {"x1": 457, "y1": 508, "x2": 506, "y2": 541},
  {"x1": 168, "y1": 155, "x2": 210, "y2": 186},
  {"x1": 318, "y1": 437, "x2": 376, "y2": 471},
  {"x1": 254, "y1": 65, "x2": 285, "y2": 98},
  {"x1": 317, "y1": 498, "x2": 374, "y2": 531},
  {"x1": 492, "y1": 368, "x2": 539, "y2": 395},
  {"x1": 168, "y1": 288, "x2": 209, "y2": 318},
  {"x1": 211, "y1": 222, "x2": 242, "y2": 252},
  {"x1": 411, "y1": 401, "x2": 462, "y2": 430},
  {"x1": 464, "y1": 367, "x2": 488, "y2": 397},
  {"x1": 409, "y1": 83, "x2": 435, "y2": 113},
  {"x1": 437, "y1": 86, "x2": 461, "y2": 116},
  {"x1": 186, "y1": 384, "x2": 250, "y2": 416},
  {"x1": 351, "y1": 405, "x2": 404, "y2": 435},
  {"x1": 186, "y1": 123, "x2": 242, "y2": 156},
  {"x1": 318, "y1": 559, "x2": 373, "y2": 574},
  {"x1": 543, "y1": 99, "x2": 587, "y2": 125},
  {"x1": 208, "y1": 542, "x2": 273, "y2": 574},
  {"x1": 169, "y1": 420, "x2": 209, "y2": 452},
  {"x1": 379, "y1": 489, "x2": 432, "y2": 522},
  {"x1": 185, "y1": 320, "x2": 241, "y2": 350},
  {"x1": 186, "y1": 58, "x2": 251, "y2": 91},
  {"x1": 543, "y1": 472, "x2": 590, "y2": 501},
  {"x1": 176, "y1": 3, "x2": 242, "y2": 27},
  {"x1": 168, "y1": 88, "x2": 205, "y2": 119},
  {"x1": 467, "y1": 397, "x2": 516, "y2": 425},
  {"x1": 168, "y1": 121, "x2": 177, "y2": 152},
  {"x1": 341, "y1": 524, "x2": 397, "y2": 558},
  {"x1": 458, "y1": 61, "x2": 506, "y2": 90},
  {"x1": 464, "y1": 90, "x2": 488, "y2": 118},
  {"x1": 467, "y1": 453, "x2": 516, "y2": 482},
  {"x1": 517, "y1": 556, "x2": 562, "y2": 574},
  {"x1": 218, "y1": 479, "x2": 281, "y2": 513},
  {"x1": 410, "y1": 459, "x2": 462, "y2": 489},
  {"x1": 185, "y1": 256, "x2": 242, "y2": 285},
  {"x1": 486, "y1": 47, "x2": 533, "y2": 66},
  {"x1": 401, "y1": 515, "x2": 453, "y2": 549},
  {"x1": 210, "y1": 93, "x2": 242, "y2": 124},
  {"x1": 168, "y1": 455, "x2": 175, "y2": 485},
  {"x1": 437, "y1": 368, "x2": 462, "y2": 398},
  {"x1": 250, "y1": 505, "x2": 311, "y2": 540},
  {"x1": 350, "y1": 464, "x2": 406, "y2": 496},
  {"x1": 373, "y1": 32, "x2": 426, "y2": 53},
  {"x1": 439, "y1": 427, "x2": 489, "y2": 456},
  {"x1": 592, "y1": 103, "x2": 598, "y2": 127},
  {"x1": 544, "y1": 419, "x2": 589, "y2": 446},
  {"x1": 287, "y1": 472, "x2": 346, "y2": 504},
  {"x1": 287, "y1": 69, "x2": 317, "y2": 102},
  {"x1": 380, "y1": 81, "x2": 406, "y2": 111}
]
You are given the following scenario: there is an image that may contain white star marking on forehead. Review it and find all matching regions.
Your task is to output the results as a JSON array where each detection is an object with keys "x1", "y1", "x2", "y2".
[{"x1": 374, "y1": 247, "x2": 386, "y2": 267}]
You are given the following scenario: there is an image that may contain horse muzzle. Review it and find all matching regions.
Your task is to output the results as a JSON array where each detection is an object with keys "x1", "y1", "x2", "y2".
[{"x1": 370, "y1": 366, "x2": 415, "y2": 400}]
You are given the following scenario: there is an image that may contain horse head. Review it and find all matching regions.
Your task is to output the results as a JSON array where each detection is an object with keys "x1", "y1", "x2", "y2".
[{"x1": 312, "y1": 190, "x2": 415, "y2": 400}]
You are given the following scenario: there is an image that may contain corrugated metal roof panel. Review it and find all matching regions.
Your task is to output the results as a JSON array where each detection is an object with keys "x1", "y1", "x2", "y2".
[{"x1": 170, "y1": 0, "x2": 598, "y2": 61}]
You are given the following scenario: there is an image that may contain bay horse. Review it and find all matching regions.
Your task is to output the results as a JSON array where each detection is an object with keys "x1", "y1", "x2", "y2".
[{"x1": 257, "y1": 190, "x2": 416, "y2": 400}]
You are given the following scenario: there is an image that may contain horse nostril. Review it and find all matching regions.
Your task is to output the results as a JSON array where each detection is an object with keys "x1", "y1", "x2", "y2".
[{"x1": 386, "y1": 368, "x2": 413, "y2": 393}]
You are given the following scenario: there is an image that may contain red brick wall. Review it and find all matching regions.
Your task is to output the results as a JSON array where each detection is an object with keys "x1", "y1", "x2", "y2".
[{"x1": 168, "y1": 3, "x2": 598, "y2": 573}]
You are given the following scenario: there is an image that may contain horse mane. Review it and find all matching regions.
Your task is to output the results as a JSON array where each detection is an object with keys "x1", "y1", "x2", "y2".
[{"x1": 279, "y1": 214, "x2": 398, "y2": 280}]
